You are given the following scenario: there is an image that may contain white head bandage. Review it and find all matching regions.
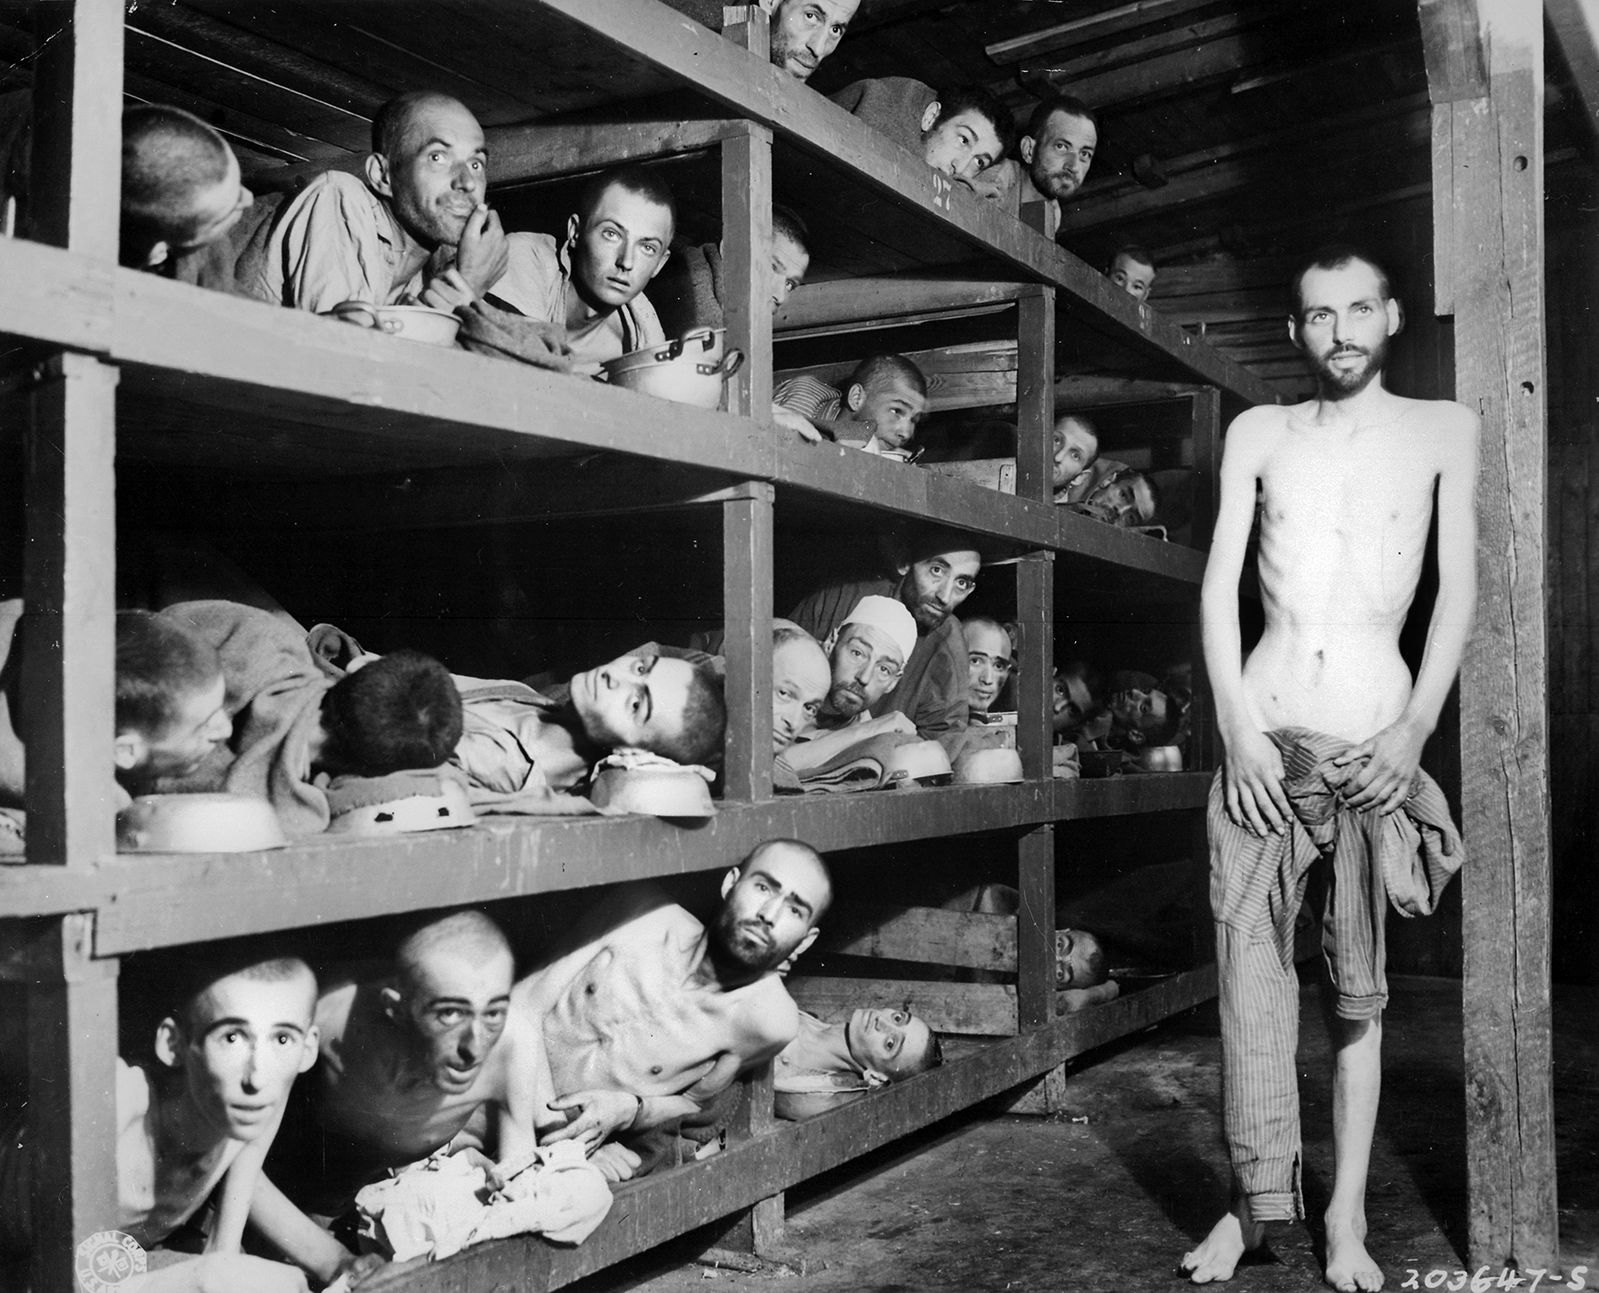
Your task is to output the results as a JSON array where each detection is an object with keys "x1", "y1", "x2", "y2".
[{"x1": 840, "y1": 594, "x2": 918, "y2": 664}]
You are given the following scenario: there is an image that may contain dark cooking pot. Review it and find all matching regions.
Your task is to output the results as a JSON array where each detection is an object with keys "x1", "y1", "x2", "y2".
[{"x1": 600, "y1": 328, "x2": 745, "y2": 408}]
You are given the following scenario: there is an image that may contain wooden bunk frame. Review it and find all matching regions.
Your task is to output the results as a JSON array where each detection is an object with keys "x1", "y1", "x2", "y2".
[{"x1": 0, "y1": 3, "x2": 1296, "y2": 1290}]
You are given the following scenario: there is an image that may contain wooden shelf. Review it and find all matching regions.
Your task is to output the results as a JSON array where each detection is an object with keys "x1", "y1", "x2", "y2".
[
  {"x1": 372, "y1": 961, "x2": 1218, "y2": 1292},
  {"x1": 0, "y1": 775, "x2": 1211, "y2": 954}
]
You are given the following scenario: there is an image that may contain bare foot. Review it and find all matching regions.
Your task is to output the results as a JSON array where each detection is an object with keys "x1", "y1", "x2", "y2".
[
  {"x1": 1324, "y1": 1215, "x2": 1383, "y2": 1292},
  {"x1": 1181, "y1": 1198, "x2": 1265, "y2": 1283}
]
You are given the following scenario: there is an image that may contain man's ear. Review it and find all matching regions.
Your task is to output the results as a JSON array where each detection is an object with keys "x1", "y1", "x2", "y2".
[
  {"x1": 1385, "y1": 296, "x2": 1403, "y2": 337},
  {"x1": 113, "y1": 731, "x2": 145, "y2": 772},
  {"x1": 920, "y1": 102, "x2": 941, "y2": 134},
  {"x1": 141, "y1": 241, "x2": 171, "y2": 271},
  {"x1": 379, "y1": 984, "x2": 405, "y2": 1024},
  {"x1": 564, "y1": 213, "x2": 581, "y2": 251},
  {"x1": 757, "y1": 0, "x2": 779, "y2": 13},
  {"x1": 154, "y1": 1016, "x2": 184, "y2": 1069},
  {"x1": 1286, "y1": 314, "x2": 1302, "y2": 350},
  {"x1": 297, "y1": 1024, "x2": 321, "y2": 1075},
  {"x1": 845, "y1": 383, "x2": 867, "y2": 414},
  {"x1": 792, "y1": 925, "x2": 820, "y2": 962},
  {"x1": 721, "y1": 866, "x2": 741, "y2": 900},
  {"x1": 648, "y1": 245, "x2": 671, "y2": 281},
  {"x1": 365, "y1": 152, "x2": 393, "y2": 200},
  {"x1": 1019, "y1": 135, "x2": 1036, "y2": 165}
]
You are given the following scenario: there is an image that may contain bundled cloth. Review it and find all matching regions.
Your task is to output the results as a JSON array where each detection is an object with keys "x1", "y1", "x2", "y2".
[
  {"x1": 773, "y1": 731, "x2": 920, "y2": 794},
  {"x1": 353, "y1": 1142, "x2": 612, "y2": 1263}
]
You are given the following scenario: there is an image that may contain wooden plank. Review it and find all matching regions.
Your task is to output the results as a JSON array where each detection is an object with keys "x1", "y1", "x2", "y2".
[
  {"x1": 22, "y1": 915, "x2": 120, "y2": 1293},
  {"x1": 1056, "y1": 375, "x2": 1207, "y2": 407},
  {"x1": 1014, "y1": 553, "x2": 1054, "y2": 782},
  {"x1": 720, "y1": 119, "x2": 774, "y2": 416},
  {"x1": 90, "y1": 781, "x2": 1100, "y2": 954},
  {"x1": 1016, "y1": 287, "x2": 1055, "y2": 502},
  {"x1": 107, "y1": 268, "x2": 774, "y2": 479},
  {"x1": 27, "y1": 0, "x2": 122, "y2": 257},
  {"x1": 776, "y1": 278, "x2": 1031, "y2": 331},
  {"x1": 22, "y1": 353, "x2": 118, "y2": 869},
  {"x1": 788, "y1": 976, "x2": 1018, "y2": 1035},
  {"x1": 985, "y1": 0, "x2": 1218, "y2": 62},
  {"x1": 1432, "y1": 0, "x2": 1558, "y2": 1269},
  {"x1": 371, "y1": 962, "x2": 1220, "y2": 1292},
  {"x1": 721, "y1": 485, "x2": 775, "y2": 802},
  {"x1": 0, "y1": 233, "x2": 115, "y2": 353},
  {"x1": 818, "y1": 903, "x2": 1016, "y2": 970},
  {"x1": 1016, "y1": 826, "x2": 1056, "y2": 1032}
]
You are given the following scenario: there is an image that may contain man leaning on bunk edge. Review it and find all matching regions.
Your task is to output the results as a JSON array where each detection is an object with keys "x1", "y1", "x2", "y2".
[{"x1": 1185, "y1": 245, "x2": 1478, "y2": 1292}]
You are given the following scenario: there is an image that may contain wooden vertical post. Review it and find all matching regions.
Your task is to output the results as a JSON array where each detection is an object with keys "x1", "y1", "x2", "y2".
[
  {"x1": 1016, "y1": 825, "x2": 1057, "y2": 1032},
  {"x1": 718, "y1": 25, "x2": 773, "y2": 419},
  {"x1": 1014, "y1": 286, "x2": 1056, "y2": 503},
  {"x1": 721, "y1": 484, "x2": 775, "y2": 802},
  {"x1": 1422, "y1": 0, "x2": 1557, "y2": 1270},
  {"x1": 8, "y1": 916, "x2": 121, "y2": 1293},
  {"x1": 28, "y1": 0, "x2": 123, "y2": 258},
  {"x1": 23, "y1": 353, "x2": 119, "y2": 868}
]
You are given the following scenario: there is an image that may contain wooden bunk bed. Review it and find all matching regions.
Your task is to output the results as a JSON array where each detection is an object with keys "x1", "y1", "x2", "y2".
[{"x1": 0, "y1": 3, "x2": 1327, "y2": 1291}]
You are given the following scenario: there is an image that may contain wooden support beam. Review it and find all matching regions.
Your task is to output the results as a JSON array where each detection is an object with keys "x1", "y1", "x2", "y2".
[
  {"x1": 1016, "y1": 826, "x2": 1056, "y2": 1032},
  {"x1": 27, "y1": 0, "x2": 122, "y2": 258},
  {"x1": 22, "y1": 914, "x2": 120, "y2": 1293},
  {"x1": 22, "y1": 353, "x2": 118, "y2": 868},
  {"x1": 1015, "y1": 287, "x2": 1056, "y2": 502},
  {"x1": 1423, "y1": 0, "x2": 1558, "y2": 1270},
  {"x1": 789, "y1": 975, "x2": 1019, "y2": 1035},
  {"x1": 1055, "y1": 375, "x2": 1206, "y2": 407},
  {"x1": 985, "y1": 0, "x2": 1219, "y2": 64},
  {"x1": 721, "y1": 485, "x2": 775, "y2": 802},
  {"x1": 776, "y1": 278, "x2": 1030, "y2": 332},
  {"x1": 720, "y1": 118, "x2": 774, "y2": 417}
]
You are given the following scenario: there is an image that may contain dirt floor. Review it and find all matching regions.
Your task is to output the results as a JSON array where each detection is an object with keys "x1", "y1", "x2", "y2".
[{"x1": 573, "y1": 974, "x2": 1599, "y2": 1293}]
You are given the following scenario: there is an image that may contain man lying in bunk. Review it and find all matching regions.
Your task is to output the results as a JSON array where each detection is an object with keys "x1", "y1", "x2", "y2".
[
  {"x1": 829, "y1": 79, "x2": 1012, "y2": 197},
  {"x1": 789, "y1": 525, "x2": 979, "y2": 752},
  {"x1": 1108, "y1": 245, "x2": 1158, "y2": 303},
  {"x1": 774, "y1": 1003, "x2": 941, "y2": 1120},
  {"x1": 0, "y1": 948, "x2": 325, "y2": 1293},
  {"x1": 963, "y1": 616, "x2": 1015, "y2": 717},
  {"x1": 457, "y1": 164, "x2": 675, "y2": 378},
  {"x1": 0, "y1": 607, "x2": 234, "y2": 851},
  {"x1": 250, "y1": 911, "x2": 552, "y2": 1281},
  {"x1": 155, "y1": 601, "x2": 463, "y2": 838},
  {"x1": 771, "y1": 622, "x2": 831, "y2": 754},
  {"x1": 653, "y1": 203, "x2": 811, "y2": 339},
  {"x1": 0, "y1": 98, "x2": 255, "y2": 286},
  {"x1": 245, "y1": 91, "x2": 509, "y2": 318},
  {"x1": 503, "y1": 839, "x2": 832, "y2": 1172},
  {"x1": 764, "y1": 0, "x2": 859, "y2": 83},
  {"x1": 772, "y1": 352, "x2": 929, "y2": 457},
  {"x1": 1053, "y1": 414, "x2": 1101, "y2": 502},
  {"x1": 970, "y1": 94, "x2": 1099, "y2": 215},
  {"x1": 778, "y1": 594, "x2": 920, "y2": 778},
  {"x1": 450, "y1": 647, "x2": 725, "y2": 807}
]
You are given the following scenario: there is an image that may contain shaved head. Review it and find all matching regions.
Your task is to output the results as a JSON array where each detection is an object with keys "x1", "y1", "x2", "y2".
[{"x1": 395, "y1": 909, "x2": 512, "y2": 993}]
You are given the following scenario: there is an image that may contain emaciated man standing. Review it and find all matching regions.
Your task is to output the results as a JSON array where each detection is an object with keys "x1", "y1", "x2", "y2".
[{"x1": 1183, "y1": 246, "x2": 1478, "y2": 1293}]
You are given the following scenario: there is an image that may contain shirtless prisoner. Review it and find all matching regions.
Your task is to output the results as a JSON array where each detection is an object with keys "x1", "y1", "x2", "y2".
[
  {"x1": 506, "y1": 839, "x2": 832, "y2": 1161},
  {"x1": 1183, "y1": 246, "x2": 1478, "y2": 1291},
  {"x1": 1, "y1": 952, "x2": 321, "y2": 1293},
  {"x1": 253, "y1": 911, "x2": 548, "y2": 1281}
]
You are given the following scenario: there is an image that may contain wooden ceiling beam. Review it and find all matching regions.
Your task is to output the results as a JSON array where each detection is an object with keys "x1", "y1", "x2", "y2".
[
  {"x1": 1016, "y1": 10, "x2": 1267, "y2": 97},
  {"x1": 984, "y1": 0, "x2": 1219, "y2": 65}
]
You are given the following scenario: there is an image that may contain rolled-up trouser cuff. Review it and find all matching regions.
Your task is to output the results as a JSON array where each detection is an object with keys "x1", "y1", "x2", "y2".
[{"x1": 1245, "y1": 1188, "x2": 1299, "y2": 1224}]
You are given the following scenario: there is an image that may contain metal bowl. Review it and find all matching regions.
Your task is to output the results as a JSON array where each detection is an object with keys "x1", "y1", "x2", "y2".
[
  {"x1": 600, "y1": 328, "x2": 745, "y2": 408},
  {"x1": 116, "y1": 793, "x2": 288, "y2": 854}
]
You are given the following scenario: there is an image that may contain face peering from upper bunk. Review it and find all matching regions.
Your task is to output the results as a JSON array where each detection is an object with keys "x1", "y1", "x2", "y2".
[{"x1": 767, "y1": 0, "x2": 860, "y2": 83}]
